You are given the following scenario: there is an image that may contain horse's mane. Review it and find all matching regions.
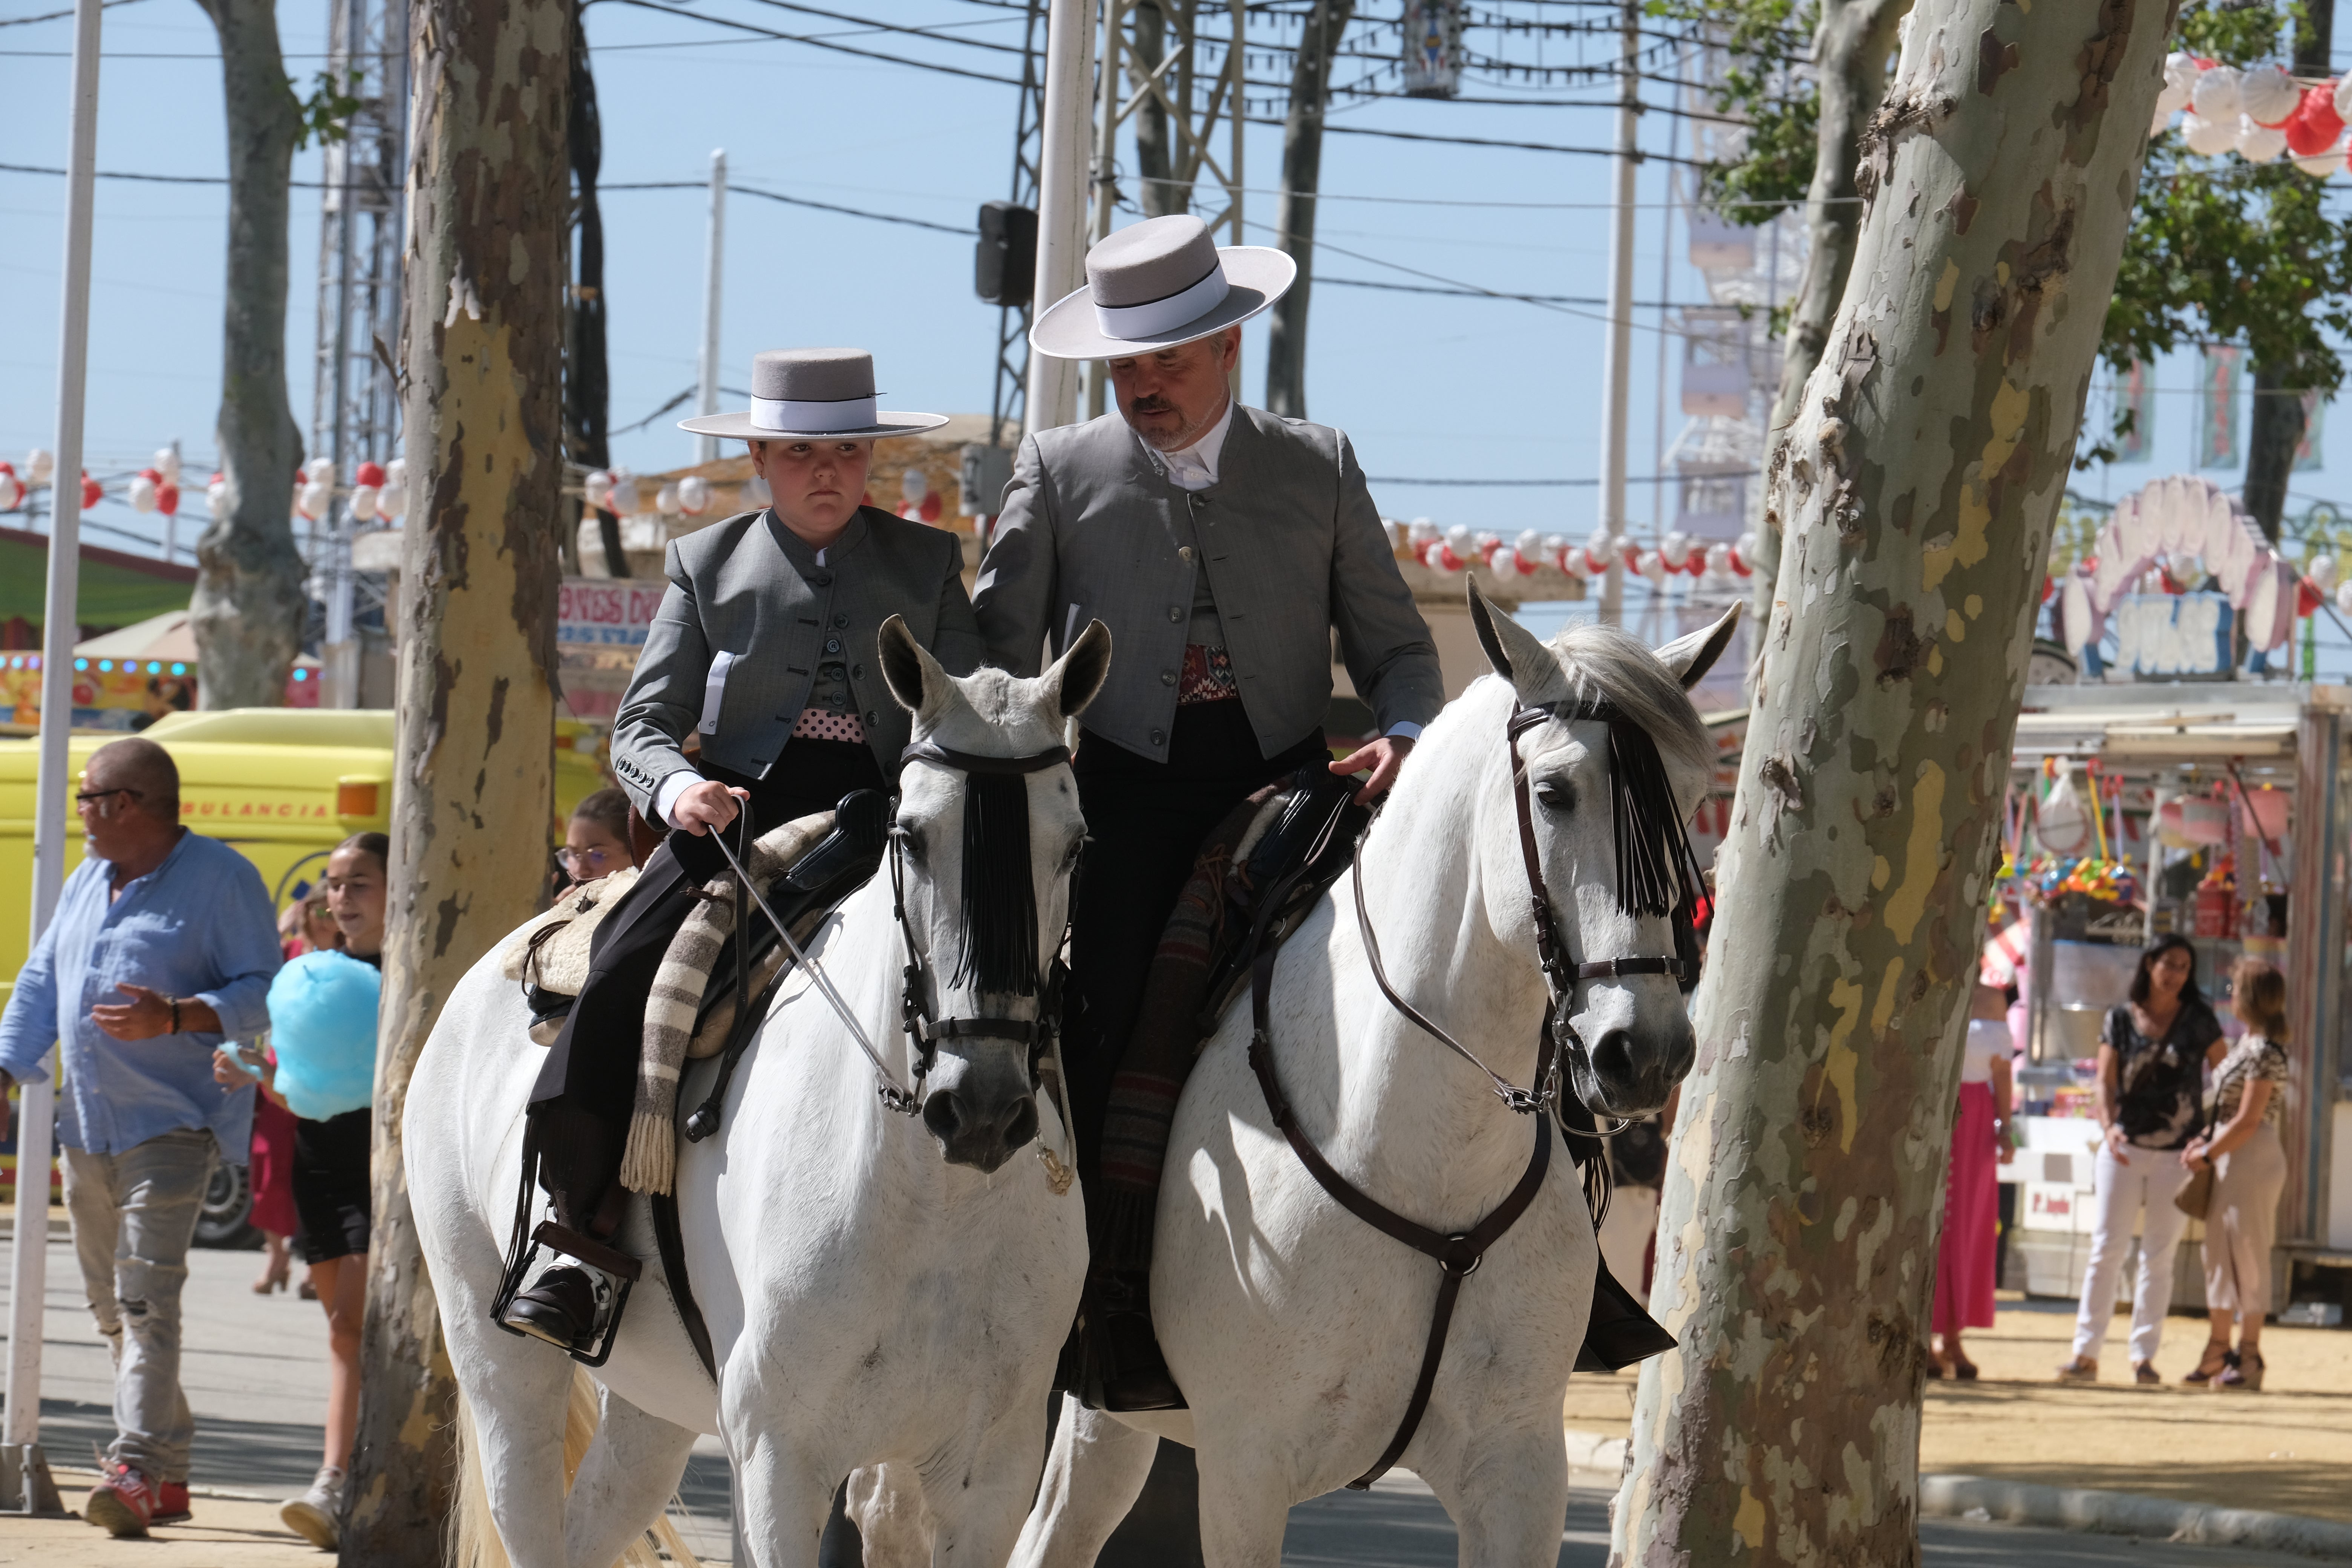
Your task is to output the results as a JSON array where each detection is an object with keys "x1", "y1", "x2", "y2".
[{"x1": 1547, "y1": 621, "x2": 1714, "y2": 806}]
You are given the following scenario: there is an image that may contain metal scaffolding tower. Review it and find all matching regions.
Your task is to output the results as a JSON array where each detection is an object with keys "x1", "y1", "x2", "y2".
[{"x1": 310, "y1": 0, "x2": 409, "y2": 706}]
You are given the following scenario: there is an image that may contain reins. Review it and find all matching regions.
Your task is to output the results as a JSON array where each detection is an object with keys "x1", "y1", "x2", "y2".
[{"x1": 1246, "y1": 696, "x2": 1703, "y2": 1489}]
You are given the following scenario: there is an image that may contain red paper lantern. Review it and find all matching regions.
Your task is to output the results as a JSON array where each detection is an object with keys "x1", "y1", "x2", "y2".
[
  {"x1": 2286, "y1": 84, "x2": 2345, "y2": 156},
  {"x1": 156, "y1": 483, "x2": 180, "y2": 516},
  {"x1": 354, "y1": 460, "x2": 387, "y2": 488},
  {"x1": 80, "y1": 472, "x2": 102, "y2": 510}
]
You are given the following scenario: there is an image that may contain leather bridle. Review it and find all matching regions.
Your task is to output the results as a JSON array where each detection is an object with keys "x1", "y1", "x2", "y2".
[{"x1": 887, "y1": 741, "x2": 1074, "y2": 1114}]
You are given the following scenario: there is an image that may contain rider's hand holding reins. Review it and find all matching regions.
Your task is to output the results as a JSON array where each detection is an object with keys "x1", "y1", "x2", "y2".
[
  {"x1": 1330, "y1": 735, "x2": 1413, "y2": 801},
  {"x1": 672, "y1": 780, "x2": 752, "y2": 836}
]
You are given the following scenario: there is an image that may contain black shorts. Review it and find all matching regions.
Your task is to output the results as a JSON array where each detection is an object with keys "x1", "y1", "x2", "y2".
[{"x1": 292, "y1": 1107, "x2": 373, "y2": 1265}]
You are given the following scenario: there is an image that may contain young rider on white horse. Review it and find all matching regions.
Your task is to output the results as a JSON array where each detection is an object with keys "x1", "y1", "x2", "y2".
[{"x1": 509, "y1": 349, "x2": 980, "y2": 1351}]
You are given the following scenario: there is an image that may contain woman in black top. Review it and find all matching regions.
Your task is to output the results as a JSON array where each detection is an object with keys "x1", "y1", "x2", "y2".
[{"x1": 2056, "y1": 934, "x2": 2226, "y2": 1384}]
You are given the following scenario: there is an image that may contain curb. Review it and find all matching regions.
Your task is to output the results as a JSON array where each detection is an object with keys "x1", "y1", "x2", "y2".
[{"x1": 1921, "y1": 1474, "x2": 2352, "y2": 1560}]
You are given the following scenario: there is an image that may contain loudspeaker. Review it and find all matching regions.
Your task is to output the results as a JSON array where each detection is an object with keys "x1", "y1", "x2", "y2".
[{"x1": 976, "y1": 201, "x2": 1039, "y2": 307}]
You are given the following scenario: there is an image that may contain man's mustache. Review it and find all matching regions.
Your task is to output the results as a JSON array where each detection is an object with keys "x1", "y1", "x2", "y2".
[{"x1": 1128, "y1": 397, "x2": 1175, "y2": 414}]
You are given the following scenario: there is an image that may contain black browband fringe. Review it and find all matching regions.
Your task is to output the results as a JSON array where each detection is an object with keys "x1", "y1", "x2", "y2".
[
  {"x1": 1568, "y1": 700, "x2": 1708, "y2": 984},
  {"x1": 954, "y1": 771, "x2": 1041, "y2": 997}
]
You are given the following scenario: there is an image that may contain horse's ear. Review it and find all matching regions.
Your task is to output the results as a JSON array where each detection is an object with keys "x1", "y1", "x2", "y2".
[
  {"x1": 1655, "y1": 602, "x2": 1743, "y2": 690},
  {"x1": 877, "y1": 614, "x2": 944, "y2": 714},
  {"x1": 1041, "y1": 619, "x2": 1113, "y2": 719},
  {"x1": 1465, "y1": 576, "x2": 1555, "y2": 696}
]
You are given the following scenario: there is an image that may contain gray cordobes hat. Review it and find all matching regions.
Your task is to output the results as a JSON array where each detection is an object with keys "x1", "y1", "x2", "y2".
[
  {"x1": 1029, "y1": 214, "x2": 1295, "y2": 361},
  {"x1": 677, "y1": 348, "x2": 949, "y2": 441}
]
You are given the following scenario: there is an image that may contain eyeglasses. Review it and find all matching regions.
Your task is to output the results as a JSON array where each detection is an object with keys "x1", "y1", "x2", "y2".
[
  {"x1": 557, "y1": 845, "x2": 623, "y2": 874},
  {"x1": 74, "y1": 787, "x2": 144, "y2": 818}
]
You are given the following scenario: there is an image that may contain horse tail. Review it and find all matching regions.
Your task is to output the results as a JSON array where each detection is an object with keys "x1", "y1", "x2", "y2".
[{"x1": 448, "y1": 1366, "x2": 706, "y2": 1568}]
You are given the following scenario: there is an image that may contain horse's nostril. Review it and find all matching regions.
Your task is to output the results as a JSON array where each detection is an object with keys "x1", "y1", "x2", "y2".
[
  {"x1": 1000, "y1": 1096, "x2": 1039, "y2": 1151},
  {"x1": 1592, "y1": 1029, "x2": 1637, "y2": 1085},
  {"x1": 922, "y1": 1091, "x2": 965, "y2": 1144}
]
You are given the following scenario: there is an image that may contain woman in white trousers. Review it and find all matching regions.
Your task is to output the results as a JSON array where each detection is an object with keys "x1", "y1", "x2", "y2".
[{"x1": 2058, "y1": 936, "x2": 2225, "y2": 1385}]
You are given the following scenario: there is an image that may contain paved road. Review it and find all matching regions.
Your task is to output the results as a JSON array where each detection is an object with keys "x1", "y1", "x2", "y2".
[{"x1": 4, "y1": 1240, "x2": 2334, "y2": 1565}]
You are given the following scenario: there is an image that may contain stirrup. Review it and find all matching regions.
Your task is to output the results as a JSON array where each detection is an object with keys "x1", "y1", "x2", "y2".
[{"x1": 490, "y1": 1219, "x2": 643, "y2": 1367}]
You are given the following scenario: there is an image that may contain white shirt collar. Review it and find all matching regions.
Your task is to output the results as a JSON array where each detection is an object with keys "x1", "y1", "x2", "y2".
[{"x1": 1158, "y1": 398, "x2": 1234, "y2": 492}]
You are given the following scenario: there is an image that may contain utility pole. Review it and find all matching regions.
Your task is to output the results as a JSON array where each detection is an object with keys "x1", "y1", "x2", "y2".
[
  {"x1": 1027, "y1": 0, "x2": 1095, "y2": 433},
  {"x1": 1264, "y1": 0, "x2": 1353, "y2": 420},
  {"x1": 5, "y1": 0, "x2": 99, "y2": 1512},
  {"x1": 1596, "y1": 0, "x2": 1640, "y2": 627},
  {"x1": 696, "y1": 148, "x2": 726, "y2": 467},
  {"x1": 989, "y1": 0, "x2": 1047, "y2": 448}
]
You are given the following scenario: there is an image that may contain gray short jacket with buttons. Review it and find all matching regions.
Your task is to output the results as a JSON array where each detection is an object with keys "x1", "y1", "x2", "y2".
[
  {"x1": 972, "y1": 406, "x2": 1441, "y2": 763},
  {"x1": 607, "y1": 505, "x2": 983, "y2": 818}
]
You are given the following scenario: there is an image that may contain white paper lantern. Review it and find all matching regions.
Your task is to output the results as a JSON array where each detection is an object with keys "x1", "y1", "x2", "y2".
[
  {"x1": 26, "y1": 448, "x2": 54, "y2": 485},
  {"x1": 655, "y1": 482, "x2": 681, "y2": 515},
  {"x1": 154, "y1": 447, "x2": 181, "y2": 487},
  {"x1": 2306, "y1": 553, "x2": 2339, "y2": 593},
  {"x1": 297, "y1": 479, "x2": 331, "y2": 520},
  {"x1": 1490, "y1": 547, "x2": 1524, "y2": 578},
  {"x1": 1514, "y1": 528, "x2": 1542, "y2": 559},
  {"x1": 2157, "y1": 52, "x2": 2197, "y2": 115},
  {"x1": 608, "y1": 470, "x2": 640, "y2": 515},
  {"x1": 349, "y1": 485, "x2": 379, "y2": 522},
  {"x1": 2182, "y1": 111, "x2": 2238, "y2": 156},
  {"x1": 207, "y1": 473, "x2": 228, "y2": 519},
  {"x1": 1381, "y1": 519, "x2": 1405, "y2": 551},
  {"x1": 2237, "y1": 115, "x2": 2289, "y2": 163},
  {"x1": 583, "y1": 469, "x2": 614, "y2": 509},
  {"x1": 678, "y1": 475, "x2": 710, "y2": 515},
  {"x1": 1661, "y1": 530, "x2": 1693, "y2": 573},
  {"x1": 0, "y1": 467, "x2": 21, "y2": 511},
  {"x1": 1705, "y1": 542, "x2": 1734, "y2": 581},
  {"x1": 305, "y1": 456, "x2": 335, "y2": 485},
  {"x1": 1444, "y1": 524, "x2": 1474, "y2": 556},
  {"x1": 377, "y1": 470, "x2": 406, "y2": 521},
  {"x1": 2239, "y1": 63, "x2": 2299, "y2": 127},
  {"x1": 2190, "y1": 63, "x2": 2242, "y2": 121},
  {"x1": 2294, "y1": 138, "x2": 2342, "y2": 177},
  {"x1": 129, "y1": 472, "x2": 159, "y2": 513},
  {"x1": 2337, "y1": 74, "x2": 2352, "y2": 124},
  {"x1": 2336, "y1": 579, "x2": 2352, "y2": 616},
  {"x1": 1407, "y1": 517, "x2": 1439, "y2": 547}
]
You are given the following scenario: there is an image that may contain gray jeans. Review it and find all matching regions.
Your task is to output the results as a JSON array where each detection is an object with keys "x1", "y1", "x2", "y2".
[{"x1": 60, "y1": 1127, "x2": 217, "y2": 1483}]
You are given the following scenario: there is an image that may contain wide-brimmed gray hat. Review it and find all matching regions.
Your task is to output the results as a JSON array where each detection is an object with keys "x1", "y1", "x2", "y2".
[
  {"x1": 1030, "y1": 215, "x2": 1296, "y2": 361},
  {"x1": 678, "y1": 348, "x2": 949, "y2": 441}
]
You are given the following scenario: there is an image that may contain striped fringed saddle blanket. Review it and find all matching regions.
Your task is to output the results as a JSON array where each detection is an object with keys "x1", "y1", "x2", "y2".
[
  {"x1": 619, "y1": 811, "x2": 836, "y2": 1196},
  {"x1": 500, "y1": 868, "x2": 643, "y2": 1043}
]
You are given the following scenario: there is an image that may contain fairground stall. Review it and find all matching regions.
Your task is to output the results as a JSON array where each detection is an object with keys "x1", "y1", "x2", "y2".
[{"x1": 1997, "y1": 476, "x2": 2352, "y2": 1324}]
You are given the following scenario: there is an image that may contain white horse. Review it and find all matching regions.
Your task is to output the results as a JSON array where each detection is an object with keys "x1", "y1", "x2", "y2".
[
  {"x1": 1010, "y1": 589, "x2": 1734, "y2": 1567},
  {"x1": 406, "y1": 618, "x2": 1111, "y2": 1568}
]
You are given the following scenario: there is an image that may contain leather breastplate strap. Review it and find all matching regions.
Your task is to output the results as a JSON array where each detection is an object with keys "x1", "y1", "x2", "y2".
[{"x1": 1248, "y1": 942, "x2": 1556, "y2": 1491}]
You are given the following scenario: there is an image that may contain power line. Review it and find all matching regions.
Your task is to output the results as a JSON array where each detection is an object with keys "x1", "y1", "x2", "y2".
[
  {"x1": 599, "y1": 0, "x2": 1023, "y2": 84},
  {"x1": 0, "y1": 0, "x2": 146, "y2": 26},
  {"x1": 1250, "y1": 117, "x2": 1717, "y2": 167},
  {"x1": 1318, "y1": 274, "x2": 1683, "y2": 308}
]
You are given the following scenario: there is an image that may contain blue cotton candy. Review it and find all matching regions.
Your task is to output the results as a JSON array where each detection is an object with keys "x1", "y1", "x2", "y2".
[{"x1": 266, "y1": 950, "x2": 382, "y2": 1121}]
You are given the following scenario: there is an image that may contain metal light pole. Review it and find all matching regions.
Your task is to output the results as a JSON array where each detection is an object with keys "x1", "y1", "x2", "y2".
[
  {"x1": 1026, "y1": 0, "x2": 1095, "y2": 435},
  {"x1": 696, "y1": 149, "x2": 726, "y2": 466},
  {"x1": 1596, "y1": 0, "x2": 1640, "y2": 627},
  {"x1": 6, "y1": 0, "x2": 101, "y2": 1513}
]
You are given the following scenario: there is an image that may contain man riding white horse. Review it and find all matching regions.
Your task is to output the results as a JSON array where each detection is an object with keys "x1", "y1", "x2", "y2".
[{"x1": 973, "y1": 213, "x2": 1442, "y2": 1410}]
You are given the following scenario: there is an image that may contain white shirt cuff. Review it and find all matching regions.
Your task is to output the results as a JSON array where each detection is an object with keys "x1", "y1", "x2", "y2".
[
  {"x1": 1384, "y1": 721, "x2": 1424, "y2": 741},
  {"x1": 652, "y1": 770, "x2": 701, "y2": 829}
]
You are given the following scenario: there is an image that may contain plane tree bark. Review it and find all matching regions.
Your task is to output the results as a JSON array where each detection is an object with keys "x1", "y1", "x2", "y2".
[
  {"x1": 190, "y1": 0, "x2": 309, "y2": 707},
  {"x1": 1751, "y1": 0, "x2": 1914, "y2": 639},
  {"x1": 341, "y1": 0, "x2": 570, "y2": 1557},
  {"x1": 1611, "y1": 1, "x2": 2171, "y2": 1562}
]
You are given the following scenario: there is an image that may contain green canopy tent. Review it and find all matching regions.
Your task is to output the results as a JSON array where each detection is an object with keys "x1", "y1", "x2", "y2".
[{"x1": 0, "y1": 525, "x2": 198, "y2": 640}]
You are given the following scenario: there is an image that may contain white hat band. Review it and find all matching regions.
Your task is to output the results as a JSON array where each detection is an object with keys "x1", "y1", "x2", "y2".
[
  {"x1": 750, "y1": 394, "x2": 879, "y2": 433},
  {"x1": 1093, "y1": 264, "x2": 1230, "y2": 342}
]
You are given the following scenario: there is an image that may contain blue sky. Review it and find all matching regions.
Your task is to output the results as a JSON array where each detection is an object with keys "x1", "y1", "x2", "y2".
[{"x1": 3, "y1": 0, "x2": 2351, "y2": 641}]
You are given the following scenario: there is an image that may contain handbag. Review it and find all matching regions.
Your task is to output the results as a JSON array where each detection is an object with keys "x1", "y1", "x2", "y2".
[{"x1": 2175, "y1": 1162, "x2": 2216, "y2": 1220}]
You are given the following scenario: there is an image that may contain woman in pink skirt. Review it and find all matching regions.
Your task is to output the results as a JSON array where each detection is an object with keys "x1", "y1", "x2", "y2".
[{"x1": 1933, "y1": 980, "x2": 2015, "y2": 1377}]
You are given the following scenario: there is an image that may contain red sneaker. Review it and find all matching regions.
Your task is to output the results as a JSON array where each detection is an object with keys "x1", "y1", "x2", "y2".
[
  {"x1": 84, "y1": 1461, "x2": 159, "y2": 1537},
  {"x1": 154, "y1": 1480, "x2": 193, "y2": 1525}
]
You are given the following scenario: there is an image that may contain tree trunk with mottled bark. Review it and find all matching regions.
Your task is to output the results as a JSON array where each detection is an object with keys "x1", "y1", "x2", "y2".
[
  {"x1": 1263, "y1": 0, "x2": 1353, "y2": 420},
  {"x1": 342, "y1": 0, "x2": 570, "y2": 1557},
  {"x1": 1749, "y1": 0, "x2": 1914, "y2": 651},
  {"x1": 190, "y1": 0, "x2": 309, "y2": 708},
  {"x1": 1613, "y1": 3, "x2": 2170, "y2": 1562}
]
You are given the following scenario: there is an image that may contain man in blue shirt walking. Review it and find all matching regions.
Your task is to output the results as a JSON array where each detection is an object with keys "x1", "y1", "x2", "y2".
[{"x1": 0, "y1": 737, "x2": 280, "y2": 1537}]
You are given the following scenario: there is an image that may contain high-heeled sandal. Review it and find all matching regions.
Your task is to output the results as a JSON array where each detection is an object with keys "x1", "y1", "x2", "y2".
[
  {"x1": 2217, "y1": 1349, "x2": 2264, "y2": 1391},
  {"x1": 2184, "y1": 1341, "x2": 2234, "y2": 1386},
  {"x1": 251, "y1": 1256, "x2": 290, "y2": 1295}
]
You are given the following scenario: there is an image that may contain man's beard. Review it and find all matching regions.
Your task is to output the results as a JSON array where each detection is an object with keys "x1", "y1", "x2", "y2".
[{"x1": 1127, "y1": 394, "x2": 1223, "y2": 453}]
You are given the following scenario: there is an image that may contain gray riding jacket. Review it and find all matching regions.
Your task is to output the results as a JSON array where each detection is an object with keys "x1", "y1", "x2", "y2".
[
  {"x1": 972, "y1": 407, "x2": 1441, "y2": 763},
  {"x1": 608, "y1": 505, "x2": 983, "y2": 818}
]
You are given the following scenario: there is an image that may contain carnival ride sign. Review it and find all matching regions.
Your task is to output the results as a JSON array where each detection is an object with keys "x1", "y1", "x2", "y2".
[
  {"x1": 2110, "y1": 592, "x2": 2234, "y2": 677},
  {"x1": 2055, "y1": 475, "x2": 2303, "y2": 665},
  {"x1": 558, "y1": 579, "x2": 668, "y2": 722}
]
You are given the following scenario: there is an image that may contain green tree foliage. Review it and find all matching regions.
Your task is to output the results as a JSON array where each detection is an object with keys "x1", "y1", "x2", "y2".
[{"x1": 1667, "y1": 0, "x2": 2352, "y2": 471}]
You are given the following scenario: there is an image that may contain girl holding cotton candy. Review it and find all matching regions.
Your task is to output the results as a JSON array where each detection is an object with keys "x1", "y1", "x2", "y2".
[{"x1": 212, "y1": 831, "x2": 386, "y2": 1550}]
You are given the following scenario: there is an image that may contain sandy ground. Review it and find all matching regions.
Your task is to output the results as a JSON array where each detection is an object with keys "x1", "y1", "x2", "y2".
[{"x1": 1564, "y1": 1296, "x2": 2352, "y2": 1524}]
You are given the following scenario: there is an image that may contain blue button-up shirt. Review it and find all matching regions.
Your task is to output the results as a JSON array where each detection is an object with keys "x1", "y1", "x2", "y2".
[{"x1": 0, "y1": 830, "x2": 280, "y2": 1155}]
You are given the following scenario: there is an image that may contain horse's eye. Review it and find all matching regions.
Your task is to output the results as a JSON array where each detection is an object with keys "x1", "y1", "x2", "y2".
[
  {"x1": 1535, "y1": 780, "x2": 1574, "y2": 814},
  {"x1": 892, "y1": 825, "x2": 924, "y2": 865}
]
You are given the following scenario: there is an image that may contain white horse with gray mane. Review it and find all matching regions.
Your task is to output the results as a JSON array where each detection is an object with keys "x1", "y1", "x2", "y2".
[
  {"x1": 405, "y1": 618, "x2": 1110, "y2": 1568},
  {"x1": 1002, "y1": 588, "x2": 1735, "y2": 1567}
]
